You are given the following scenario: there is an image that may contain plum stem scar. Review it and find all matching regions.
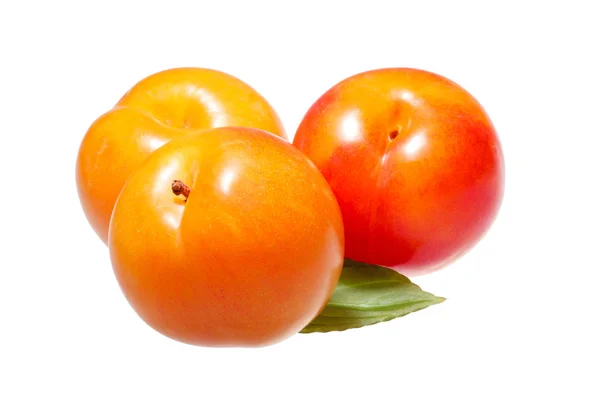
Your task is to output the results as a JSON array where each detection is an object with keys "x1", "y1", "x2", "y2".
[{"x1": 172, "y1": 180, "x2": 191, "y2": 201}]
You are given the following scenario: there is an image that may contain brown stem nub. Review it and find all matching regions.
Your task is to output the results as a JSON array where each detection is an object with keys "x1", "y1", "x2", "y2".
[{"x1": 172, "y1": 180, "x2": 191, "y2": 201}]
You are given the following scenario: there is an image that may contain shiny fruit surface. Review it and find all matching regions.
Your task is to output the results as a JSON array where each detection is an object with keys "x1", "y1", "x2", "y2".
[
  {"x1": 76, "y1": 67, "x2": 286, "y2": 244},
  {"x1": 108, "y1": 127, "x2": 344, "y2": 347},
  {"x1": 293, "y1": 68, "x2": 504, "y2": 275}
]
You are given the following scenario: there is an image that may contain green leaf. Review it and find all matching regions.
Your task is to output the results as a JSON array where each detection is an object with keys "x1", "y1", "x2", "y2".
[{"x1": 301, "y1": 259, "x2": 446, "y2": 333}]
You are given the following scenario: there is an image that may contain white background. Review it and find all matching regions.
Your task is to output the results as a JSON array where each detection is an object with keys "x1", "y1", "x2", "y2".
[{"x1": 1, "y1": 1, "x2": 599, "y2": 399}]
